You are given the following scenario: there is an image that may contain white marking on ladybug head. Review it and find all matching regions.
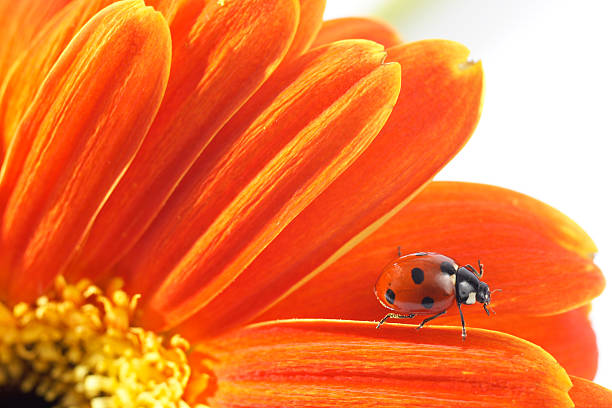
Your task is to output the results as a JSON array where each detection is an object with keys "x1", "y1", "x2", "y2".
[{"x1": 466, "y1": 291, "x2": 476, "y2": 305}]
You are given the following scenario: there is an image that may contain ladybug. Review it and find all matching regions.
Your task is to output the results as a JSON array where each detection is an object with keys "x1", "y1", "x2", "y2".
[{"x1": 374, "y1": 251, "x2": 499, "y2": 339}]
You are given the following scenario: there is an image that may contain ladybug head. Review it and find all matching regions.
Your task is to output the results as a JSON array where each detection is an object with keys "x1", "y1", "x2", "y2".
[
  {"x1": 478, "y1": 283, "x2": 502, "y2": 315},
  {"x1": 476, "y1": 281, "x2": 490, "y2": 304}
]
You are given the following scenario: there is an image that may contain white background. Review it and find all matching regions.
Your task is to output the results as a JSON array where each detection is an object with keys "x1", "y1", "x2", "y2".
[{"x1": 325, "y1": 0, "x2": 612, "y2": 388}]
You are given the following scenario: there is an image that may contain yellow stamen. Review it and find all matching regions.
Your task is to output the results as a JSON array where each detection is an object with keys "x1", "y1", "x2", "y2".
[{"x1": 0, "y1": 277, "x2": 208, "y2": 407}]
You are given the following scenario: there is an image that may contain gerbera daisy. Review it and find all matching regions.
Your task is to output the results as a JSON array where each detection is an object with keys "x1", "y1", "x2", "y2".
[{"x1": 0, "y1": 0, "x2": 608, "y2": 407}]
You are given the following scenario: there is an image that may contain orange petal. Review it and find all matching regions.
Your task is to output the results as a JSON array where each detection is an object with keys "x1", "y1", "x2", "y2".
[
  {"x1": 0, "y1": 0, "x2": 72, "y2": 156},
  {"x1": 311, "y1": 17, "x2": 403, "y2": 48},
  {"x1": 131, "y1": 42, "x2": 401, "y2": 331},
  {"x1": 191, "y1": 320, "x2": 573, "y2": 407},
  {"x1": 176, "y1": 40, "x2": 484, "y2": 339},
  {"x1": 146, "y1": 0, "x2": 179, "y2": 18},
  {"x1": 0, "y1": 1, "x2": 172, "y2": 303},
  {"x1": 285, "y1": 0, "x2": 327, "y2": 59},
  {"x1": 433, "y1": 306, "x2": 598, "y2": 380},
  {"x1": 123, "y1": 40, "x2": 390, "y2": 297},
  {"x1": 0, "y1": 0, "x2": 70, "y2": 84},
  {"x1": 64, "y1": 0, "x2": 300, "y2": 283},
  {"x1": 569, "y1": 376, "x2": 612, "y2": 408},
  {"x1": 257, "y1": 181, "x2": 602, "y2": 325},
  {"x1": 0, "y1": 0, "x2": 115, "y2": 150}
]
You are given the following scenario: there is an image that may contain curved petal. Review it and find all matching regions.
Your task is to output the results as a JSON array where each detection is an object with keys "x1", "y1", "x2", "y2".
[
  {"x1": 569, "y1": 376, "x2": 612, "y2": 408},
  {"x1": 130, "y1": 41, "x2": 402, "y2": 330},
  {"x1": 311, "y1": 17, "x2": 403, "y2": 48},
  {"x1": 124, "y1": 39, "x2": 391, "y2": 299},
  {"x1": 0, "y1": 0, "x2": 172, "y2": 303},
  {"x1": 0, "y1": 0, "x2": 70, "y2": 85},
  {"x1": 0, "y1": 0, "x2": 115, "y2": 149},
  {"x1": 432, "y1": 306, "x2": 597, "y2": 380},
  {"x1": 176, "y1": 40, "x2": 484, "y2": 339},
  {"x1": 285, "y1": 0, "x2": 327, "y2": 59},
  {"x1": 0, "y1": 0, "x2": 72, "y2": 157},
  {"x1": 189, "y1": 320, "x2": 573, "y2": 408},
  {"x1": 257, "y1": 181, "x2": 602, "y2": 325},
  {"x1": 146, "y1": 0, "x2": 179, "y2": 18},
  {"x1": 64, "y1": 0, "x2": 300, "y2": 282}
]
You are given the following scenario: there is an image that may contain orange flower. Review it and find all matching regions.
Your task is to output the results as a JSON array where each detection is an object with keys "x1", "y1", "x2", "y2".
[{"x1": 0, "y1": 0, "x2": 607, "y2": 407}]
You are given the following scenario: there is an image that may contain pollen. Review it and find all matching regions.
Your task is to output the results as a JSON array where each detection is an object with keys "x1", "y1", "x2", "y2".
[{"x1": 0, "y1": 277, "x2": 208, "y2": 408}]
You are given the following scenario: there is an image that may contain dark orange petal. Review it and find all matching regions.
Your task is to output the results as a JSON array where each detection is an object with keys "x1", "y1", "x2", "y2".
[
  {"x1": 570, "y1": 376, "x2": 612, "y2": 408},
  {"x1": 257, "y1": 181, "x2": 602, "y2": 325},
  {"x1": 130, "y1": 42, "x2": 401, "y2": 331},
  {"x1": 285, "y1": 0, "x2": 327, "y2": 59},
  {"x1": 0, "y1": 0, "x2": 115, "y2": 149},
  {"x1": 311, "y1": 17, "x2": 403, "y2": 48},
  {"x1": 176, "y1": 40, "x2": 484, "y2": 339},
  {"x1": 433, "y1": 306, "x2": 597, "y2": 379},
  {"x1": 0, "y1": 1, "x2": 172, "y2": 303},
  {"x1": 191, "y1": 320, "x2": 573, "y2": 407},
  {"x1": 64, "y1": 0, "x2": 299, "y2": 282}
]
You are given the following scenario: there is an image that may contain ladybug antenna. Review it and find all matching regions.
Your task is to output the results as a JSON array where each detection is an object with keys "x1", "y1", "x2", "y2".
[
  {"x1": 483, "y1": 303, "x2": 490, "y2": 315},
  {"x1": 484, "y1": 288, "x2": 502, "y2": 316}
]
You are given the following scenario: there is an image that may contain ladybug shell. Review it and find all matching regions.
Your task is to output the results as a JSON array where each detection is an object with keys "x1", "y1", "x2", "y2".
[{"x1": 375, "y1": 252, "x2": 458, "y2": 315}]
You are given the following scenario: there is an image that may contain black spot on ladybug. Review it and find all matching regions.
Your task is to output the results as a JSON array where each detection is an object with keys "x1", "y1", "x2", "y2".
[
  {"x1": 421, "y1": 296, "x2": 434, "y2": 309},
  {"x1": 440, "y1": 261, "x2": 455, "y2": 275},
  {"x1": 414, "y1": 252, "x2": 427, "y2": 256},
  {"x1": 385, "y1": 288, "x2": 395, "y2": 305},
  {"x1": 411, "y1": 268, "x2": 424, "y2": 284}
]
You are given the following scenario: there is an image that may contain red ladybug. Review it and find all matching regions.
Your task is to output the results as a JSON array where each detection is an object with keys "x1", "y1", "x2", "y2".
[{"x1": 374, "y1": 251, "x2": 499, "y2": 339}]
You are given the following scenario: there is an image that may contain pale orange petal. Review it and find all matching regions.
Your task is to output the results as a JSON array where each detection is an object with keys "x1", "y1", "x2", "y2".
[
  {"x1": 0, "y1": 1, "x2": 172, "y2": 303},
  {"x1": 312, "y1": 17, "x2": 403, "y2": 48},
  {"x1": 0, "y1": 0, "x2": 72, "y2": 156},
  {"x1": 0, "y1": 0, "x2": 70, "y2": 84},
  {"x1": 146, "y1": 0, "x2": 179, "y2": 18}
]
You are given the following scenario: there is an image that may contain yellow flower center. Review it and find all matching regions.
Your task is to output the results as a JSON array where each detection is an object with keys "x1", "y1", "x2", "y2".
[{"x1": 0, "y1": 277, "x2": 207, "y2": 407}]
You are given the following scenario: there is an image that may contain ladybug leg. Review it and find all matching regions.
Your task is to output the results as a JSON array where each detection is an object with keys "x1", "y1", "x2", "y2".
[
  {"x1": 416, "y1": 310, "x2": 447, "y2": 330},
  {"x1": 376, "y1": 313, "x2": 415, "y2": 329},
  {"x1": 465, "y1": 264, "x2": 482, "y2": 278},
  {"x1": 457, "y1": 301, "x2": 467, "y2": 340},
  {"x1": 478, "y1": 259, "x2": 484, "y2": 277},
  {"x1": 397, "y1": 246, "x2": 402, "y2": 257}
]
